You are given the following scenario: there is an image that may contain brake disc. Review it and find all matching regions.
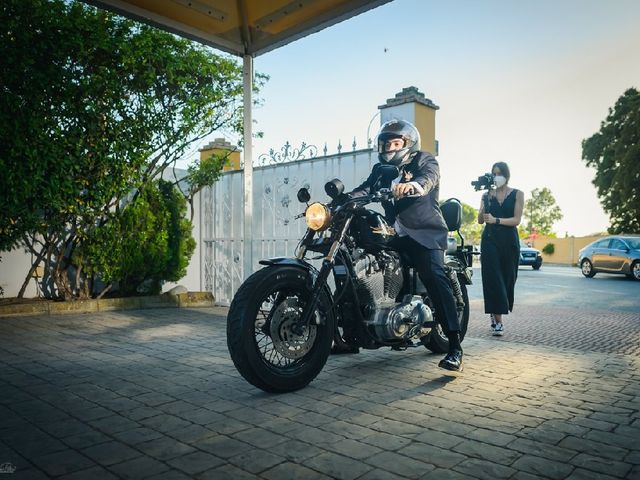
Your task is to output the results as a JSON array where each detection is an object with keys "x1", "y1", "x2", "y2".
[{"x1": 269, "y1": 297, "x2": 317, "y2": 359}]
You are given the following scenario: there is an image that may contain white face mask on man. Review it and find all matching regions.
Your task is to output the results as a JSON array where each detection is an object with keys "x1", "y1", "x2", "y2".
[{"x1": 494, "y1": 175, "x2": 507, "y2": 188}]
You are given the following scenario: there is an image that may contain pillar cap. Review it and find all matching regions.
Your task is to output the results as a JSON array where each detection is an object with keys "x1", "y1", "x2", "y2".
[
  {"x1": 378, "y1": 86, "x2": 439, "y2": 110},
  {"x1": 200, "y1": 138, "x2": 238, "y2": 151}
]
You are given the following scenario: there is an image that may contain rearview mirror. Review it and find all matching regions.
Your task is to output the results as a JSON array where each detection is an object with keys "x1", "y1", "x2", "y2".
[{"x1": 297, "y1": 188, "x2": 311, "y2": 203}]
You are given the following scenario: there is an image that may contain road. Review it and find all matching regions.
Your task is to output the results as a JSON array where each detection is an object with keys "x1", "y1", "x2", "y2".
[
  {"x1": 464, "y1": 264, "x2": 640, "y2": 356},
  {"x1": 467, "y1": 264, "x2": 640, "y2": 313}
]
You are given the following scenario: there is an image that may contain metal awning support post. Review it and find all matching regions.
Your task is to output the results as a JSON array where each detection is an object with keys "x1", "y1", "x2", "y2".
[{"x1": 242, "y1": 54, "x2": 253, "y2": 280}]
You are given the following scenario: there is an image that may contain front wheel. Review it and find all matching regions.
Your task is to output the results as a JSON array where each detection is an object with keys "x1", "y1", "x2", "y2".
[
  {"x1": 423, "y1": 281, "x2": 469, "y2": 354},
  {"x1": 628, "y1": 261, "x2": 640, "y2": 281},
  {"x1": 581, "y1": 259, "x2": 596, "y2": 278},
  {"x1": 226, "y1": 266, "x2": 335, "y2": 393}
]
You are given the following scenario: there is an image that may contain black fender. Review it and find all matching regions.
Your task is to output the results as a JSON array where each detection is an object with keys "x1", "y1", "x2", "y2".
[{"x1": 258, "y1": 257, "x2": 334, "y2": 303}]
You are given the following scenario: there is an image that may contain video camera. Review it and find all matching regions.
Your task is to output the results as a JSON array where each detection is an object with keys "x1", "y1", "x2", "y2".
[{"x1": 471, "y1": 173, "x2": 495, "y2": 191}]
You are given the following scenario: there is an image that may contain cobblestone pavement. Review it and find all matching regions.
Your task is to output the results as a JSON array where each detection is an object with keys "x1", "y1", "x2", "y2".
[
  {"x1": 1, "y1": 306, "x2": 638, "y2": 479},
  {"x1": 467, "y1": 300, "x2": 640, "y2": 356}
]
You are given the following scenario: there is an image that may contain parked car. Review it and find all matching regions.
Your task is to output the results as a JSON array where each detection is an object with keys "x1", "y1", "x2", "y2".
[
  {"x1": 519, "y1": 241, "x2": 543, "y2": 270},
  {"x1": 578, "y1": 236, "x2": 640, "y2": 280}
]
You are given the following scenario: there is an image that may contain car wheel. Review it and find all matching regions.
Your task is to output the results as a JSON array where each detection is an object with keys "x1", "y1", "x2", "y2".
[
  {"x1": 581, "y1": 259, "x2": 596, "y2": 278},
  {"x1": 629, "y1": 261, "x2": 640, "y2": 281},
  {"x1": 532, "y1": 257, "x2": 542, "y2": 270}
]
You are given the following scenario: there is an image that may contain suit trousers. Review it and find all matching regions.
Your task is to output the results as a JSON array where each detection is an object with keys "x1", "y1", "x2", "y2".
[{"x1": 396, "y1": 236, "x2": 460, "y2": 334}]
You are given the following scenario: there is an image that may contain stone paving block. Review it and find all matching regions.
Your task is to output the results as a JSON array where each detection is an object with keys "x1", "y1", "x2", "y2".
[
  {"x1": 452, "y1": 457, "x2": 516, "y2": 480},
  {"x1": 584, "y1": 429, "x2": 640, "y2": 450},
  {"x1": 136, "y1": 437, "x2": 197, "y2": 461},
  {"x1": 306, "y1": 451, "x2": 373, "y2": 480},
  {"x1": 166, "y1": 451, "x2": 225, "y2": 475},
  {"x1": 145, "y1": 468, "x2": 193, "y2": 480},
  {"x1": 420, "y1": 468, "x2": 479, "y2": 480},
  {"x1": 511, "y1": 454, "x2": 575, "y2": 479},
  {"x1": 107, "y1": 455, "x2": 171, "y2": 479},
  {"x1": 30, "y1": 449, "x2": 96, "y2": 477},
  {"x1": 625, "y1": 450, "x2": 640, "y2": 465},
  {"x1": 139, "y1": 414, "x2": 193, "y2": 434},
  {"x1": 57, "y1": 465, "x2": 120, "y2": 479},
  {"x1": 259, "y1": 417, "x2": 301, "y2": 435},
  {"x1": 61, "y1": 429, "x2": 112, "y2": 450},
  {"x1": 413, "y1": 428, "x2": 465, "y2": 449},
  {"x1": 228, "y1": 449, "x2": 286, "y2": 474},
  {"x1": 168, "y1": 424, "x2": 217, "y2": 444},
  {"x1": 360, "y1": 431, "x2": 413, "y2": 451},
  {"x1": 368, "y1": 418, "x2": 426, "y2": 437},
  {"x1": 111, "y1": 427, "x2": 164, "y2": 446},
  {"x1": 195, "y1": 463, "x2": 259, "y2": 480},
  {"x1": 81, "y1": 440, "x2": 142, "y2": 466},
  {"x1": 196, "y1": 434, "x2": 252, "y2": 459},
  {"x1": 402, "y1": 442, "x2": 467, "y2": 470},
  {"x1": 558, "y1": 436, "x2": 629, "y2": 461},
  {"x1": 285, "y1": 425, "x2": 346, "y2": 446},
  {"x1": 204, "y1": 416, "x2": 252, "y2": 435},
  {"x1": 451, "y1": 438, "x2": 521, "y2": 466},
  {"x1": 324, "y1": 438, "x2": 383, "y2": 460},
  {"x1": 264, "y1": 439, "x2": 327, "y2": 463},
  {"x1": 569, "y1": 452, "x2": 632, "y2": 478},
  {"x1": 465, "y1": 428, "x2": 517, "y2": 447},
  {"x1": 262, "y1": 461, "x2": 334, "y2": 480},
  {"x1": 89, "y1": 415, "x2": 142, "y2": 435},
  {"x1": 507, "y1": 437, "x2": 578, "y2": 463},
  {"x1": 173, "y1": 407, "x2": 222, "y2": 426},
  {"x1": 232, "y1": 426, "x2": 291, "y2": 449},
  {"x1": 564, "y1": 468, "x2": 621, "y2": 480}
]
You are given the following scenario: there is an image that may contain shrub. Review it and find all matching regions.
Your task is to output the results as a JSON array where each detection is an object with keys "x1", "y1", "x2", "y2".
[
  {"x1": 542, "y1": 243, "x2": 555, "y2": 255},
  {"x1": 79, "y1": 180, "x2": 196, "y2": 296}
]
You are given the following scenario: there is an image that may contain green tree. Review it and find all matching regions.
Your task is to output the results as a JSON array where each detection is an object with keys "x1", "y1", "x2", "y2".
[
  {"x1": 0, "y1": 0, "x2": 265, "y2": 298},
  {"x1": 523, "y1": 187, "x2": 563, "y2": 236},
  {"x1": 458, "y1": 202, "x2": 483, "y2": 246},
  {"x1": 582, "y1": 88, "x2": 640, "y2": 234}
]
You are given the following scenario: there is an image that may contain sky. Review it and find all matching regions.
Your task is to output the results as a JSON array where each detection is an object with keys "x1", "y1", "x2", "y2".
[{"x1": 199, "y1": 0, "x2": 640, "y2": 237}]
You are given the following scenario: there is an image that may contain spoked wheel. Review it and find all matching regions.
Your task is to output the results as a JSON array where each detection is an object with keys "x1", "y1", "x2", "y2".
[
  {"x1": 227, "y1": 266, "x2": 334, "y2": 393},
  {"x1": 422, "y1": 281, "x2": 469, "y2": 354}
]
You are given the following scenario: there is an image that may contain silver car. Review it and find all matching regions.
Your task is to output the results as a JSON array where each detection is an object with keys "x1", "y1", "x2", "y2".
[{"x1": 578, "y1": 236, "x2": 640, "y2": 280}]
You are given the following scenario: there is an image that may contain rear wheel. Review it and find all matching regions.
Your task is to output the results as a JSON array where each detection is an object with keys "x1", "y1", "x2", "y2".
[
  {"x1": 581, "y1": 259, "x2": 596, "y2": 278},
  {"x1": 227, "y1": 266, "x2": 335, "y2": 393},
  {"x1": 628, "y1": 261, "x2": 640, "y2": 281},
  {"x1": 423, "y1": 281, "x2": 469, "y2": 354}
]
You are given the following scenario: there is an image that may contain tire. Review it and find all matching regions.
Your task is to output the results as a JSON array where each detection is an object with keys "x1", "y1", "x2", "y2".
[
  {"x1": 629, "y1": 261, "x2": 640, "y2": 281},
  {"x1": 581, "y1": 259, "x2": 596, "y2": 278},
  {"x1": 532, "y1": 258, "x2": 542, "y2": 270},
  {"x1": 423, "y1": 281, "x2": 469, "y2": 354},
  {"x1": 226, "y1": 266, "x2": 335, "y2": 393}
]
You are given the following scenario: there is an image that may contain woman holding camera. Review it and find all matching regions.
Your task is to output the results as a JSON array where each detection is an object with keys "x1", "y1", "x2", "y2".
[{"x1": 477, "y1": 162, "x2": 524, "y2": 336}]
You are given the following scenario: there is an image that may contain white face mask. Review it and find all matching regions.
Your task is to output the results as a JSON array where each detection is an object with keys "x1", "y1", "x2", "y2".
[{"x1": 494, "y1": 175, "x2": 507, "y2": 188}]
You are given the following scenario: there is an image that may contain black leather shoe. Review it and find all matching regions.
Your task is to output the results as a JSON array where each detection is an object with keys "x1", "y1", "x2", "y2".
[{"x1": 438, "y1": 349, "x2": 463, "y2": 371}]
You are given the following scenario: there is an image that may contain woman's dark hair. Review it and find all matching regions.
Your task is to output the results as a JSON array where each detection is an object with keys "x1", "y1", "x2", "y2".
[{"x1": 492, "y1": 162, "x2": 511, "y2": 183}]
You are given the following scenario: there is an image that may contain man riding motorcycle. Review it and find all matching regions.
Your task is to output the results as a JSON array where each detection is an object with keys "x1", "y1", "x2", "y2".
[{"x1": 350, "y1": 119, "x2": 464, "y2": 371}]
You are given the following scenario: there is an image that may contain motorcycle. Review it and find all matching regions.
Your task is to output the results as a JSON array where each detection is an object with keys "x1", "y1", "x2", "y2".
[{"x1": 226, "y1": 164, "x2": 474, "y2": 392}]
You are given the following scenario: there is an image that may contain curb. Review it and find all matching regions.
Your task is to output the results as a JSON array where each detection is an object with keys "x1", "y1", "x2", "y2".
[{"x1": 0, "y1": 291, "x2": 215, "y2": 317}]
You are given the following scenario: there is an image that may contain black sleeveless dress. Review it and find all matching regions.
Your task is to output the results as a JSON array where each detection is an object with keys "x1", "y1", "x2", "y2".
[{"x1": 480, "y1": 189, "x2": 520, "y2": 314}]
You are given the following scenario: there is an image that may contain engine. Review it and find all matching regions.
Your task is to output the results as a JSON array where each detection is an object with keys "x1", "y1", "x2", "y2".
[{"x1": 352, "y1": 251, "x2": 433, "y2": 342}]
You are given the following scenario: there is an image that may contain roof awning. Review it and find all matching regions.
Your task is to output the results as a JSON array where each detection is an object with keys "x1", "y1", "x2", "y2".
[
  {"x1": 82, "y1": 0, "x2": 391, "y2": 280},
  {"x1": 83, "y1": 0, "x2": 391, "y2": 57}
]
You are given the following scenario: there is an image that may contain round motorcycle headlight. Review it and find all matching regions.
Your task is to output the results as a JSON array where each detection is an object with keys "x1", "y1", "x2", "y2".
[{"x1": 305, "y1": 202, "x2": 331, "y2": 231}]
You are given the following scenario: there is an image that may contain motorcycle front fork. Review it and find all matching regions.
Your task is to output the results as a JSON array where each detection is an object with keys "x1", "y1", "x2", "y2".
[{"x1": 293, "y1": 217, "x2": 353, "y2": 335}]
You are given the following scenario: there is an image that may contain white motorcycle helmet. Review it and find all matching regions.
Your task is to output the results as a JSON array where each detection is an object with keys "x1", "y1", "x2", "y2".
[{"x1": 376, "y1": 119, "x2": 421, "y2": 167}]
